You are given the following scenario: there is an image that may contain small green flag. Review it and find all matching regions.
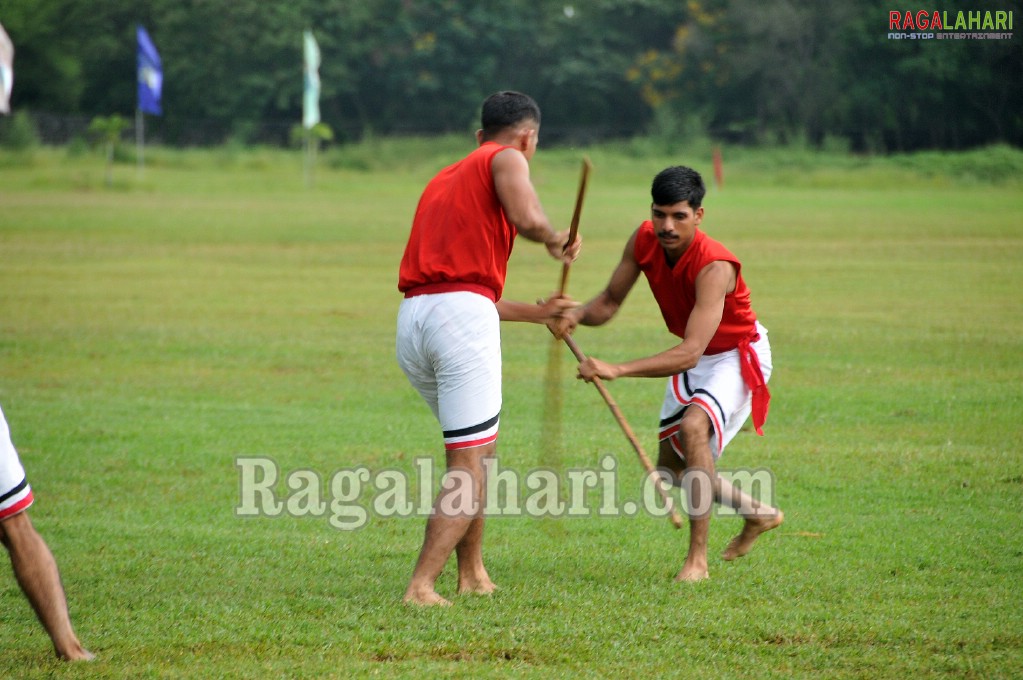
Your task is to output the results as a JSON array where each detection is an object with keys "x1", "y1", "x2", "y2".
[{"x1": 303, "y1": 30, "x2": 321, "y2": 129}]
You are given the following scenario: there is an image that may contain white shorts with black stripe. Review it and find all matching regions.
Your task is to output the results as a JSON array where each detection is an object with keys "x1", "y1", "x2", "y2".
[
  {"x1": 396, "y1": 291, "x2": 502, "y2": 451},
  {"x1": 0, "y1": 404, "x2": 34, "y2": 520},
  {"x1": 658, "y1": 323, "x2": 772, "y2": 460}
]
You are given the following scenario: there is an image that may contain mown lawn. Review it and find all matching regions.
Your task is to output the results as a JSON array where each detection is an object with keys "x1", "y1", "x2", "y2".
[{"x1": 0, "y1": 144, "x2": 1021, "y2": 678}]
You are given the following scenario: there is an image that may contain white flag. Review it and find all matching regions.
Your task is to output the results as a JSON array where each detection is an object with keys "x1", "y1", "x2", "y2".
[
  {"x1": 303, "y1": 30, "x2": 320, "y2": 129},
  {"x1": 0, "y1": 22, "x2": 14, "y2": 115}
]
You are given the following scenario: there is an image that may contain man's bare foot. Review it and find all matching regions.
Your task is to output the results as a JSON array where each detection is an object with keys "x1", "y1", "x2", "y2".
[
  {"x1": 458, "y1": 574, "x2": 498, "y2": 595},
  {"x1": 674, "y1": 555, "x2": 709, "y2": 582},
  {"x1": 403, "y1": 587, "x2": 453, "y2": 607},
  {"x1": 674, "y1": 565, "x2": 709, "y2": 582},
  {"x1": 722, "y1": 510, "x2": 784, "y2": 561},
  {"x1": 57, "y1": 644, "x2": 95, "y2": 662}
]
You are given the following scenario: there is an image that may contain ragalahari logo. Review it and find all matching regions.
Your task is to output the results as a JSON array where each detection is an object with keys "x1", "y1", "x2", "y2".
[{"x1": 888, "y1": 9, "x2": 1014, "y2": 40}]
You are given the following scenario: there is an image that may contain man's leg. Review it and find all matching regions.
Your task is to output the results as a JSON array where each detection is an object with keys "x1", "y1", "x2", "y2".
[
  {"x1": 403, "y1": 442, "x2": 495, "y2": 606},
  {"x1": 673, "y1": 408, "x2": 715, "y2": 582},
  {"x1": 455, "y1": 450, "x2": 496, "y2": 595},
  {"x1": 0, "y1": 512, "x2": 93, "y2": 661},
  {"x1": 718, "y1": 477, "x2": 784, "y2": 561},
  {"x1": 660, "y1": 419, "x2": 784, "y2": 577}
]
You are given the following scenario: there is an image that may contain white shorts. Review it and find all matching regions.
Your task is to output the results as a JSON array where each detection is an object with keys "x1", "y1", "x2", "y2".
[
  {"x1": 396, "y1": 291, "x2": 502, "y2": 450},
  {"x1": 658, "y1": 323, "x2": 772, "y2": 460},
  {"x1": 0, "y1": 404, "x2": 34, "y2": 520}
]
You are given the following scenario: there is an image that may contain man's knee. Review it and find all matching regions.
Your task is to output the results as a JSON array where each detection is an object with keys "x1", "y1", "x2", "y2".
[
  {"x1": 678, "y1": 409, "x2": 712, "y2": 443},
  {"x1": 677, "y1": 410, "x2": 715, "y2": 469},
  {"x1": 446, "y1": 445, "x2": 495, "y2": 491}
]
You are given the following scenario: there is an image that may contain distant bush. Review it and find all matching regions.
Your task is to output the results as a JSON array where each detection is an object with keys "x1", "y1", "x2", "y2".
[
  {"x1": 87, "y1": 114, "x2": 132, "y2": 186},
  {"x1": 0, "y1": 110, "x2": 40, "y2": 151},
  {"x1": 890, "y1": 145, "x2": 1023, "y2": 184},
  {"x1": 325, "y1": 133, "x2": 471, "y2": 173}
]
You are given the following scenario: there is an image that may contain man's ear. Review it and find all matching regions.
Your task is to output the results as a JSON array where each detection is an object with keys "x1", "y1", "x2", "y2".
[
  {"x1": 516, "y1": 127, "x2": 534, "y2": 152},
  {"x1": 475, "y1": 129, "x2": 484, "y2": 146}
]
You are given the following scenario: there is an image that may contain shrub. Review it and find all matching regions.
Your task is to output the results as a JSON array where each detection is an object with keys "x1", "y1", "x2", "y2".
[{"x1": 0, "y1": 110, "x2": 40, "y2": 150}]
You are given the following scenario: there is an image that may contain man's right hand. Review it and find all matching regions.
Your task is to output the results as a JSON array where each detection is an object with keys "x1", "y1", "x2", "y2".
[
  {"x1": 577, "y1": 356, "x2": 621, "y2": 382},
  {"x1": 546, "y1": 229, "x2": 582, "y2": 264},
  {"x1": 546, "y1": 305, "x2": 583, "y2": 339}
]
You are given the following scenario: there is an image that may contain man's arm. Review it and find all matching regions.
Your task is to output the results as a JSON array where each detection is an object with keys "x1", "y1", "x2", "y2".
[
  {"x1": 496, "y1": 296, "x2": 575, "y2": 323},
  {"x1": 492, "y1": 148, "x2": 579, "y2": 263},
  {"x1": 551, "y1": 230, "x2": 642, "y2": 337},
  {"x1": 578, "y1": 260, "x2": 736, "y2": 381}
]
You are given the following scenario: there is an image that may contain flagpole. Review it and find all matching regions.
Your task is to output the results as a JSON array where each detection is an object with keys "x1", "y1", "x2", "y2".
[
  {"x1": 304, "y1": 134, "x2": 311, "y2": 188},
  {"x1": 136, "y1": 107, "x2": 144, "y2": 178}
]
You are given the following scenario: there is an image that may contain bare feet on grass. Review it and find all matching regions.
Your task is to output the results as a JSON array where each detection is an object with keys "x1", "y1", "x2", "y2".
[
  {"x1": 458, "y1": 573, "x2": 498, "y2": 596},
  {"x1": 674, "y1": 557, "x2": 710, "y2": 583},
  {"x1": 403, "y1": 587, "x2": 452, "y2": 607},
  {"x1": 722, "y1": 510, "x2": 784, "y2": 562},
  {"x1": 58, "y1": 645, "x2": 95, "y2": 662}
]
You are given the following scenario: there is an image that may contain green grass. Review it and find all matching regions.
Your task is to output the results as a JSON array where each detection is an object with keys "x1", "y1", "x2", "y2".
[{"x1": 0, "y1": 142, "x2": 1021, "y2": 678}]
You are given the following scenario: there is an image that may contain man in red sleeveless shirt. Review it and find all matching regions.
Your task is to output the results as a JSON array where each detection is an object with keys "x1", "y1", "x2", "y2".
[
  {"x1": 553, "y1": 166, "x2": 782, "y2": 582},
  {"x1": 397, "y1": 91, "x2": 580, "y2": 605}
]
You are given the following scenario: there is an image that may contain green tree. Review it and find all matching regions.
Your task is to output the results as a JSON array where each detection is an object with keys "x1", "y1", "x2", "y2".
[
  {"x1": 0, "y1": 0, "x2": 84, "y2": 111},
  {"x1": 87, "y1": 114, "x2": 130, "y2": 185},
  {"x1": 4, "y1": 0, "x2": 1020, "y2": 150}
]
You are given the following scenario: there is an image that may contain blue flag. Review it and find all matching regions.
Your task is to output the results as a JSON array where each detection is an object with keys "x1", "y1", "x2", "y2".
[{"x1": 137, "y1": 25, "x2": 162, "y2": 115}]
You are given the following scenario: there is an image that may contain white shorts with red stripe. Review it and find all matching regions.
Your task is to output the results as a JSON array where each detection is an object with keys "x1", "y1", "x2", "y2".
[
  {"x1": 659, "y1": 323, "x2": 772, "y2": 460},
  {"x1": 396, "y1": 291, "x2": 502, "y2": 451},
  {"x1": 0, "y1": 404, "x2": 34, "y2": 520}
]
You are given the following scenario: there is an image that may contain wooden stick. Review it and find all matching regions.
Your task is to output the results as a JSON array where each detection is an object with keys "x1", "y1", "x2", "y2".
[
  {"x1": 562, "y1": 334, "x2": 684, "y2": 529},
  {"x1": 548, "y1": 157, "x2": 681, "y2": 528},
  {"x1": 557, "y1": 157, "x2": 591, "y2": 296}
]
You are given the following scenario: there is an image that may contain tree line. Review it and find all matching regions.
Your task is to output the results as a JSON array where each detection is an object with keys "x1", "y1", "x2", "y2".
[{"x1": 2, "y1": 0, "x2": 1020, "y2": 151}]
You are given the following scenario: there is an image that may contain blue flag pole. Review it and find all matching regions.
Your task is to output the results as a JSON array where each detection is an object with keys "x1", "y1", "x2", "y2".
[{"x1": 136, "y1": 106, "x2": 144, "y2": 177}]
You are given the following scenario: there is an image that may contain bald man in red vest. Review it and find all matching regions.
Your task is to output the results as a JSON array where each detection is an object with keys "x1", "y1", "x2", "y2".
[{"x1": 553, "y1": 165, "x2": 782, "y2": 582}]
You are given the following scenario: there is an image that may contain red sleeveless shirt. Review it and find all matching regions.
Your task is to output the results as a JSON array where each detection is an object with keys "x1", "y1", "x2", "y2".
[
  {"x1": 633, "y1": 222, "x2": 757, "y2": 354},
  {"x1": 635, "y1": 222, "x2": 770, "y2": 434},
  {"x1": 398, "y1": 142, "x2": 517, "y2": 302}
]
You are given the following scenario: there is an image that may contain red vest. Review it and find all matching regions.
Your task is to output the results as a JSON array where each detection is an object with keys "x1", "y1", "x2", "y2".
[
  {"x1": 398, "y1": 142, "x2": 517, "y2": 302},
  {"x1": 634, "y1": 222, "x2": 757, "y2": 354}
]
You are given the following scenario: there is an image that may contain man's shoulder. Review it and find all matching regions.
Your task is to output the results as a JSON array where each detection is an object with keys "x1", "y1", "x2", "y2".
[
  {"x1": 487, "y1": 144, "x2": 526, "y2": 173},
  {"x1": 633, "y1": 220, "x2": 656, "y2": 243},
  {"x1": 429, "y1": 143, "x2": 509, "y2": 186},
  {"x1": 631, "y1": 221, "x2": 657, "y2": 261},
  {"x1": 695, "y1": 229, "x2": 738, "y2": 259}
]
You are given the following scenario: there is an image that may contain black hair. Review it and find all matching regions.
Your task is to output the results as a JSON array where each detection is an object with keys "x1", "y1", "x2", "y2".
[
  {"x1": 650, "y1": 166, "x2": 706, "y2": 209},
  {"x1": 480, "y1": 91, "x2": 541, "y2": 140}
]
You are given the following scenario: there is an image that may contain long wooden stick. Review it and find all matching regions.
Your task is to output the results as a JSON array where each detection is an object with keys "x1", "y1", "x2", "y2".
[
  {"x1": 557, "y1": 157, "x2": 591, "y2": 296},
  {"x1": 549, "y1": 157, "x2": 681, "y2": 528},
  {"x1": 563, "y1": 334, "x2": 684, "y2": 529}
]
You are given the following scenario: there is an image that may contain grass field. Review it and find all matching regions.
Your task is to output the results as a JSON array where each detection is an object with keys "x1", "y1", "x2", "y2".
[{"x1": 1, "y1": 141, "x2": 1021, "y2": 678}]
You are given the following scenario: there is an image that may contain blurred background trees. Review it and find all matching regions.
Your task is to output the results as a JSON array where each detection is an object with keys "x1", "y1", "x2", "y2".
[{"x1": 1, "y1": 0, "x2": 1019, "y2": 151}]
